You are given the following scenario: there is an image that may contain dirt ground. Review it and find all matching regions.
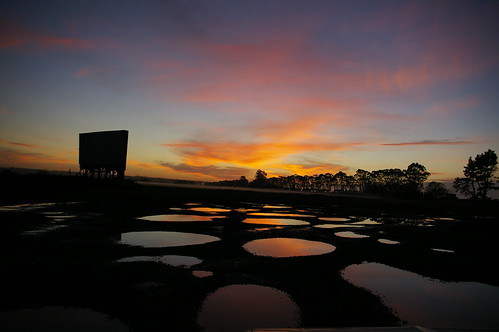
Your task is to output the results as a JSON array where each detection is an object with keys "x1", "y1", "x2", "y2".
[{"x1": 1, "y1": 176, "x2": 498, "y2": 331}]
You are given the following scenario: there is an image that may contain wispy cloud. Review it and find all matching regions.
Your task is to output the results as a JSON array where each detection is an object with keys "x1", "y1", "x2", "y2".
[
  {"x1": 159, "y1": 162, "x2": 251, "y2": 180},
  {"x1": 0, "y1": 20, "x2": 96, "y2": 51},
  {"x1": 0, "y1": 139, "x2": 41, "y2": 149},
  {"x1": 381, "y1": 140, "x2": 475, "y2": 146},
  {"x1": 0, "y1": 147, "x2": 74, "y2": 166}
]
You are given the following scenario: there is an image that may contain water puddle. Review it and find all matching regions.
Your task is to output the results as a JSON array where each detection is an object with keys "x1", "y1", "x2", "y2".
[
  {"x1": 378, "y1": 239, "x2": 400, "y2": 245},
  {"x1": 431, "y1": 248, "x2": 454, "y2": 253},
  {"x1": 138, "y1": 214, "x2": 216, "y2": 222},
  {"x1": 319, "y1": 217, "x2": 350, "y2": 222},
  {"x1": 193, "y1": 270, "x2": 213, "y2": 278},
  {"x1": 341, "y1": 262, "x2": 499, "y2": 328},
  {"x1": 119, "y1": 231, "x2": 220, "y2": 248},
  {"x1": 0, "y1": 203, "x2": 57, "y2": 212},
  {"x1": 243, "y1": 238, "x2": 335, "y2": 257},
  {"x1": 117, "y1": 255, "x2": 202, "y2": 267},
  {"x1": 352, "y1": 218, "x2": 381, "y2": 225},
  {"x1": 197, "y1": 284, "x2": 300, "y2": 332},
  {"x1": 243, "y1": 218, "x2": 310, "y2": 226},
  {"x1": 263, "y1": 205, "x2": 292, "y2": 209},
  {"x1": 248, "y1": 212, "x2": 314, "y2": 218},
  {"x1": 0, "y1": 306, "x2": 129, "y2": 331},
  {"x1": 314, "y1": 224, "x2": 362, "y2": 229},
  {"x1": 335, "y1": 231, "x2": 369, "y2": 238},
  {"x1": 189, "y1": 207, "x2": 232, "y2": 213}
]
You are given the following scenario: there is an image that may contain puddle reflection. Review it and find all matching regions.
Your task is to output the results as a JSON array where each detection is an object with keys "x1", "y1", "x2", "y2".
[
  {"x1": 117, "y1": 255, "x2": 202, "y2": 267},
  {"x1": 248, "y1": 212, "x2": 314, "y2": 217},
  {"x1": 243, "y1": 218, "x2": 310, "y2": 226},
  {"x1": 189, "y1": 207, "x2": 231, "y2": 213},
  {"x1": 342, "y1": 262, "x2": 499, "y2": 328},
  {"x1": 243, "y1": 238, "x2": 335, "y2": 257},
  {"x1": 432, "y1": 248, "x2": 454, "y2": 253},
  {"x1": 0, "y1": 306, "x2": 129, "y2": 331},
  {"x1": 119, "y1": 231, "x2": 220, "y2": 248},
  {"x1": 314, "y1": 224, "x2": 362, "y2": 229},
  {"x1": 193, "y1": 270, "x2": 213, "y2": 278},
  {"x1": 335, "y1": 231, "x2": 369, "y2": 238},
  {"x1": 378, "y1": 239, "x2": 400, "y2": 245},
  {"x1": 352, "y1": 219, "x2": 381, "y2": 225},
  {"x1": 139, "y1": 214, "x2": 215, "y2": 222},
  {"x1": 197, "y1": 284, "x2": 300, "y2": 332},
  {"x1": 319, "y1": 217, "x2": 350, "y2": 222}
]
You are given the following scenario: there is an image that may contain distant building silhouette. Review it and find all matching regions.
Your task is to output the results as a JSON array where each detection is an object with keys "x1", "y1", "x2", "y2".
[{"x1": 79, "y1": 130, "x2": 128, "y2": 179}]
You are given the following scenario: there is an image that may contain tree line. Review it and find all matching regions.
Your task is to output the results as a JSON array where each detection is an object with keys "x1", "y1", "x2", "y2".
[{"x1": 214, "y1": 149, "x2": 498, "y2": 200}]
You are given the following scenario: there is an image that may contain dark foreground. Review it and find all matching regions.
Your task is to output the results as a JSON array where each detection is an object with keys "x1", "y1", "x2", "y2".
[{"x1": 1, "y1": 175, "x2": 499, "y2": 331}]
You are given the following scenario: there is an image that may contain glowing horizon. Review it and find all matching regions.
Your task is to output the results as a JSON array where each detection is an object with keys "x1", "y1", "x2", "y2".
[{"x1": 1, "y1": 1, "x2": 498, "y2": 182}]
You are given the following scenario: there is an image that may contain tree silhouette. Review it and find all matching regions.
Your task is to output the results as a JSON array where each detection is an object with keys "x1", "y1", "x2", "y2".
[
  {"x1": 425, "y1": 181, "x2": 449, "y2": 199},
  {"x1": 251, "y1": 169, "x2": 269, "y2": 187},
  {"x1": 453, "y1": 149, "x2": 498, "y2": 200},
  {"x1": 405, "y1": 162, "x2": 430, "y2": 195}
]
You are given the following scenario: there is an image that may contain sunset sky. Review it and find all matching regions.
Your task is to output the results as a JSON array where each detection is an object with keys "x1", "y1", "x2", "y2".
[{"x1": 1, "y1": 0, "x2": 498, "y2": 182}]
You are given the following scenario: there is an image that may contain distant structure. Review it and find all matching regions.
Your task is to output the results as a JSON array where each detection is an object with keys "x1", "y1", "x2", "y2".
[{"x1": 79, "y1": 130, "x2": 128, "y2": 179}]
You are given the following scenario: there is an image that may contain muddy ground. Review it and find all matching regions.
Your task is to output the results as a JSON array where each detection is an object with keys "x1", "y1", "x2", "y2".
[{"x1": 1, "y1": 175, "x2": 498, "y2": 331}]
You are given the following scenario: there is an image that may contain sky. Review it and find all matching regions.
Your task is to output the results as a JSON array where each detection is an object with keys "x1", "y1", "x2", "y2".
[{"x1": 1, "y1": 0, "x2": 498, "y2": 182}]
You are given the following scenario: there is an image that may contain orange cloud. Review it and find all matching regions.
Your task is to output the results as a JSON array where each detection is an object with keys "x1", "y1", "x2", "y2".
[
  {"x1": 0, "y1": 139, "x2": 41, "y2": 149},
  {"x1": 0, "y1": 147, "x2": 75, "y2": 167}
]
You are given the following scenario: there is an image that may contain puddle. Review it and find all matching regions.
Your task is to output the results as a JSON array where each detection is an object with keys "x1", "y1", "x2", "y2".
[
  {"x1": 0, "y1": 203, "x2": 57, "y2": 212},
  {"x1": 197, "y1": 284, "x2": 300, "y2": 332},
  {"x1": 117, "y1": 255, "x2": 202, "y2": 267},
  {"x1": 189, "y1": 207, "x2": 232, "y2": 213},
  {"x1": 433, "y1": 217, "x2": 457, "y2": 221},
  {"x1": 314, "y1": 224, "x2": 362, "y2": 229},
  {"x1": 319, "y1": 217, "x2": 350, "y2": 222},
  {"x1": 243, "y1": 218, "x2": 310, "y2": 226},
  {"x1": 335, "y1": 231, "x2": 369, "y2": 238},
  {"x1": 352, "y1": 219, "x2": 381, "y2": 225},
  {"x1": 119, "y1": 231, "x2": 220, "y2": 248},
  {"x1": 0, "y1": 306, "x2": 130, "y2": 331},
  {"x1": 248, "y1": 212, "x2": 314, "y2": 218},
  {"x1": 193, "y1": 270, "x2": 213, "y2": 278},
  {"x1": 22, "y1": 225, "x2": 68, "y2": 235},
  {"x1": 138, "y1": 214, "x2": 216, "y2": 222},
  {"x1": 432, "y1": 248, "x2": 455, "y2": 253},
  {"x1": 341, "y1": 262, "x2": 499, "y2": 328},
  {"x1": 243, "y1": 238, "x2": 335, "y2": 257},
  {"x1": 378, "y1": 239, "x2": 400, "y2": 245},
  {"x1": 262, "y1": 205, "x2": 292, "y2": 209}
]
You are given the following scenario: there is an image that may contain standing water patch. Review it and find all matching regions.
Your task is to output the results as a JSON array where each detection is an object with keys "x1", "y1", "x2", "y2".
[
  {"x1": 119, "y1": 231, "x2": 220, "y2": 248},
  {"x1": 138, "y1": 214, "x2": 215, "y2": 222},
  {"x1": 0, "y1": 306, "x2": 129, "y2": 331},
  {"x1": 342, "y1": 262, "x2": 499, "y2": 329},
  {"x1": 197, "y1": 284, "x2": 300, "y2": 332},
  {"x1": 117, "y1": 255, "x2": 202, "y2": 267},
  {"x1": 243, "y1": 218, "x2": 310, "y2": 226},
  {"x1": 335, "y1": 231, "x2": 369, "y2": 238},
  {"x1": 243, "y1": 238, "x2": 335, "y2": 257}
]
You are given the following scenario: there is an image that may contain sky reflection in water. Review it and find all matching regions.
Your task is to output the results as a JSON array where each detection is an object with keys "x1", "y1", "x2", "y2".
[
  {"x1": 117, "y1": 255, "x2": 202, "y2": 267},
  {"x1": 243, "y1": 238, "x2": 335, "y2": 257},
  {"x1": 119, "y1": 231, "x2": 220, "y2": 248},
  {"x1": 139, "y1": 214, "x2": 215, "y2": 222},
  {"x1": 197, "y1": 284, "x2": 300, "y2": 332},
  {"x1": 0, "y1": 307, "x2": 129, "y2": 331},
  {"x1": 342, "y1": 262, "x2": 499, "y2": 328},
  {"x1": 335, "y1": 231, "x2": 369, "y2": 238},
  {"x1": 243, "y1": 218, "x2": 310, "y2": 226}
]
